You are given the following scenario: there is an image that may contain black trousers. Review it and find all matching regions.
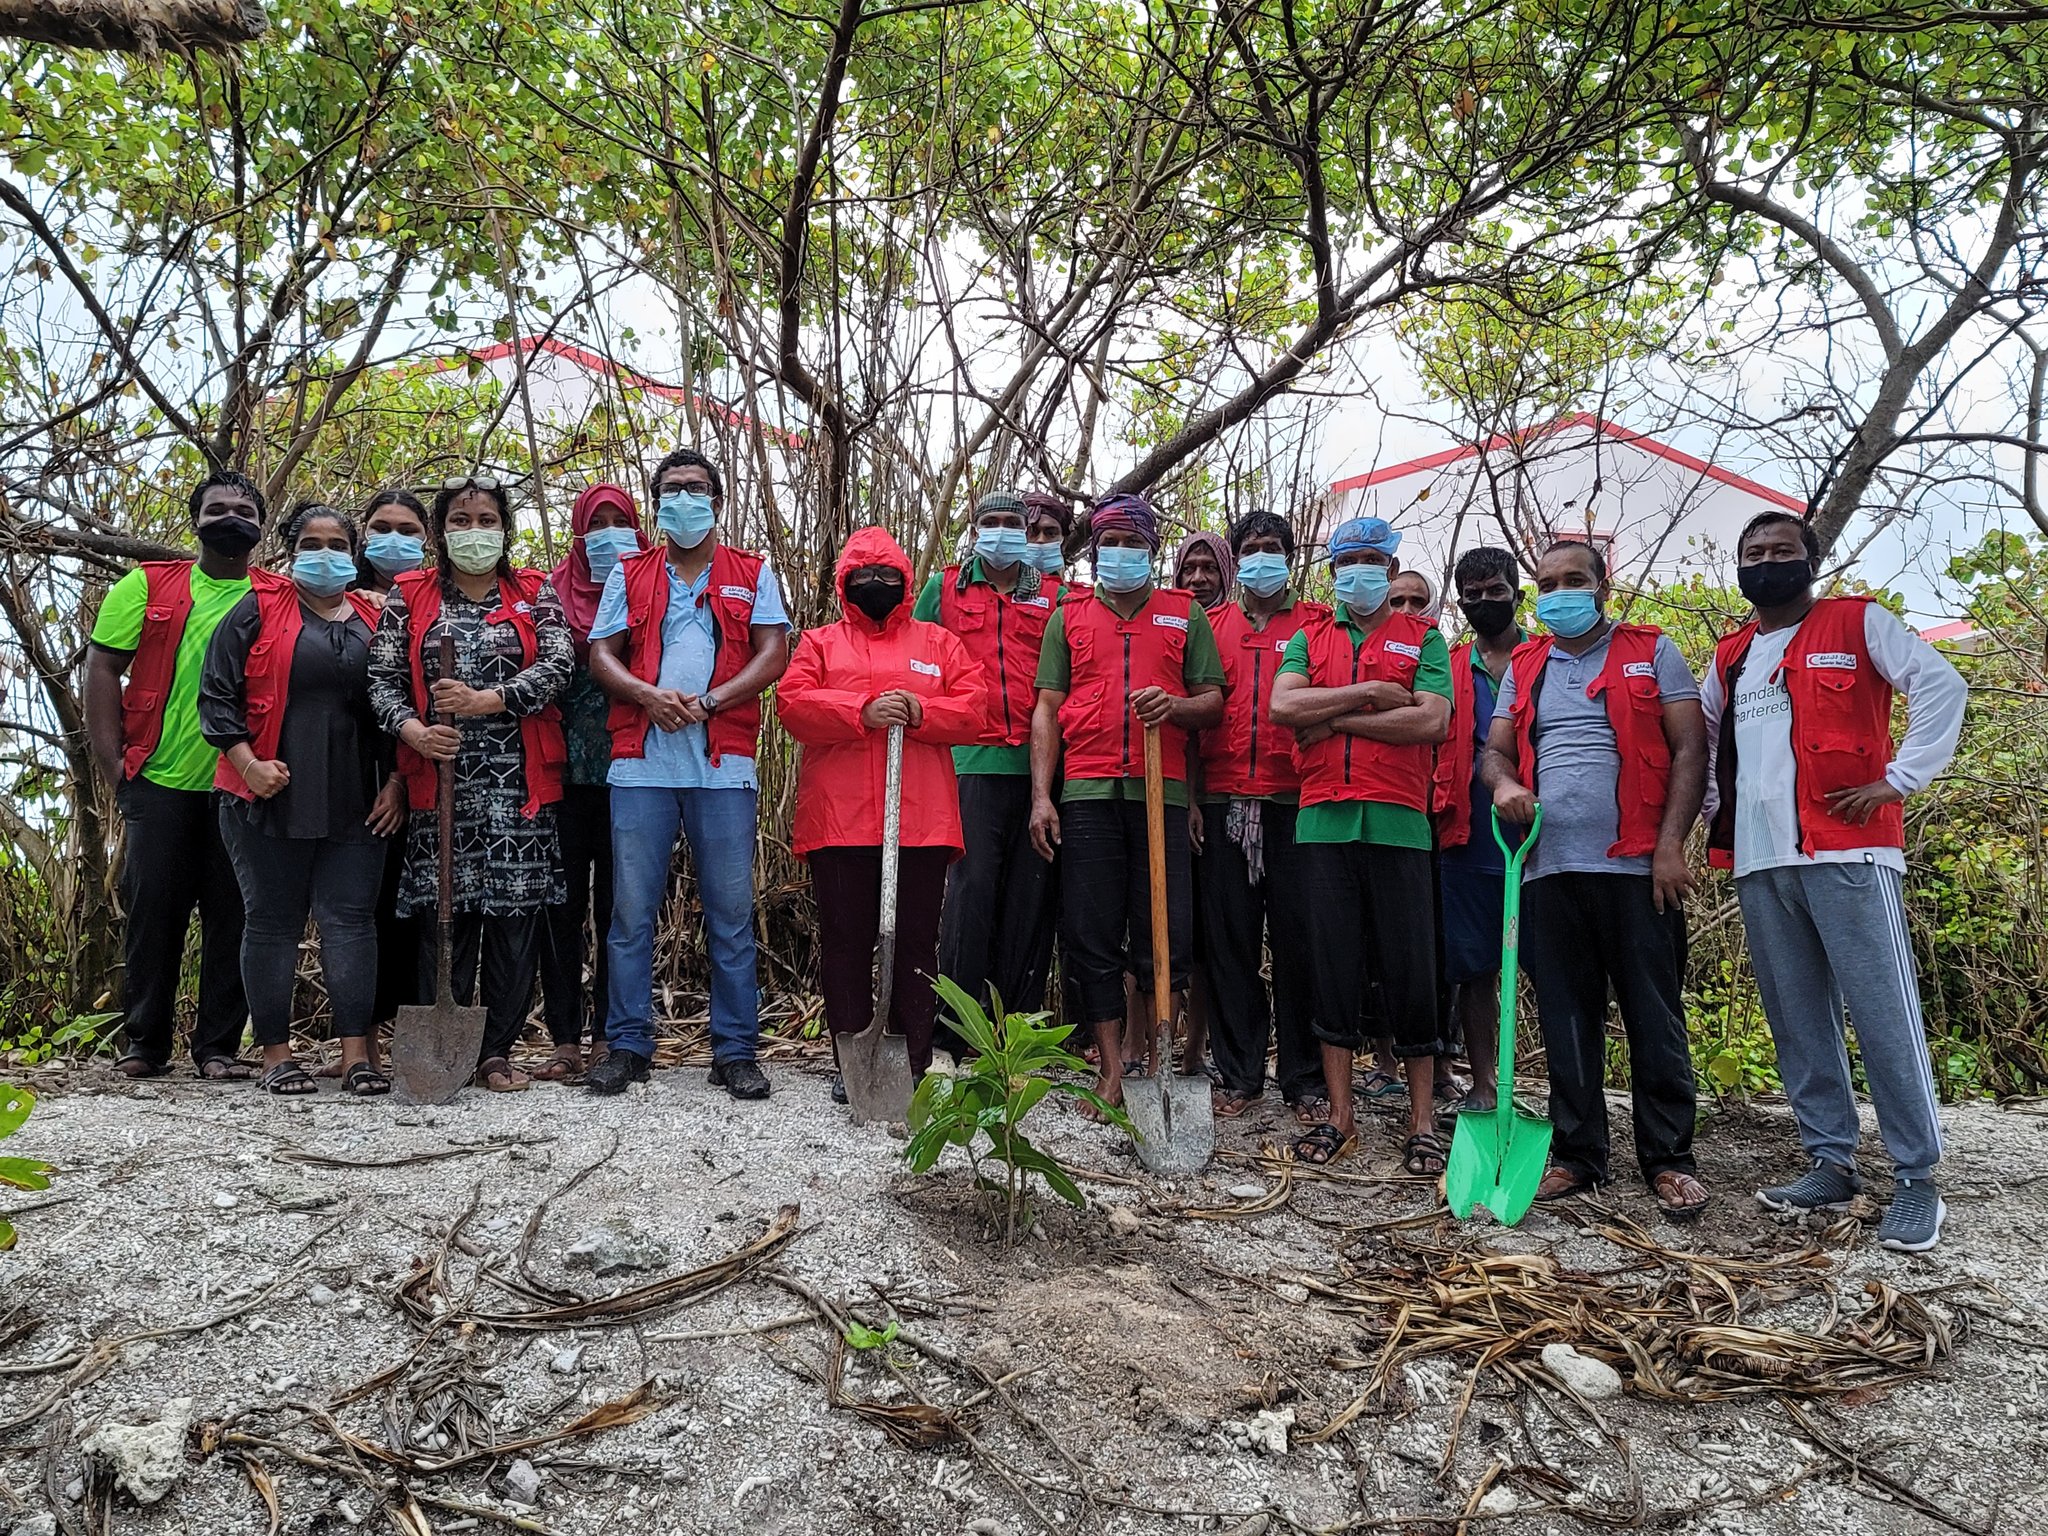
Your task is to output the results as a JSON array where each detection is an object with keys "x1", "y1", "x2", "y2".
[
  {"x1": 1300, "y1": 840, "x2": 1442, "y2": 1057},
  {"x1": 1198, "y1": 802, "x2": 1322, "y2": 1101},
  {"x1": 218, "y1": 801, "x2": 384, "y2": 1047},
  {"x1": 1520, "y1": 871, "x2": 1696, "y2": 1183},
  {"x1": 937, "y1": 774, "x2": 1057, "y2": 1017},
  {"x1": 372, "y1": 833, "x2": 420, "y2": 1028},
  {"x1": 420, "y1": 909, "x2": 542, "y2": 1063},
  {"x1": 115, "y1": 777, "x2": 247, "y2": 1066},
  {"x1": 1059, "y1": 796, "x2": 1192, "y2": 1024},
  {"x1": 811, "y1": 845, "x2": 950, "y2": 1075},
  {"x1": 539, "y1": 783, "x2": 613, "y2": 1047}
]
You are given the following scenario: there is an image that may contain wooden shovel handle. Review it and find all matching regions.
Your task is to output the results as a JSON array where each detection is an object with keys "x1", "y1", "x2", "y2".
[{"x1": 1143, "y1": 725, "x2": 1171, "y2": 1072}]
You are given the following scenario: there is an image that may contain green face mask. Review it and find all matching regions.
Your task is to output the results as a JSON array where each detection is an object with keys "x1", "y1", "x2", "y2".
[{"x1": 446, "y1": 528, "x2": 505, "y2": 575}]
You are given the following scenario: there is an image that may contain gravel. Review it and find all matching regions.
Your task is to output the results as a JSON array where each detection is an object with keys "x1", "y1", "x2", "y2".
[{"x1": 2, "y1": 1062, "x2": 2045, "y2": 1535}]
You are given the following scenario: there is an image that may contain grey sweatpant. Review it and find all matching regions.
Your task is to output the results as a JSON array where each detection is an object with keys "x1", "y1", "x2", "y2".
[{"x1": 1737, "y1": 860, "x2": 1942, "y2": 1181}]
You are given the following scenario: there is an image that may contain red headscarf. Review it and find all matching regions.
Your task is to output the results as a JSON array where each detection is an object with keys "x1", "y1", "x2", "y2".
[{"x1": 552, "y1": 482, "x2": 648, "y2": 658}]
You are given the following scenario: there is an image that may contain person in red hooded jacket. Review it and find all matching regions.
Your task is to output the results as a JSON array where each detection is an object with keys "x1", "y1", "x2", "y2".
[{"x1": 777, "y1": 527, "x2": 990, "y2": 1093}]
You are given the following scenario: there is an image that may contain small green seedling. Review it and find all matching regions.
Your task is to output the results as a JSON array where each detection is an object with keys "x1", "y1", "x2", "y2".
[{"x1": 0, "y1": 1086, "x2": 55, "y2": 1250}]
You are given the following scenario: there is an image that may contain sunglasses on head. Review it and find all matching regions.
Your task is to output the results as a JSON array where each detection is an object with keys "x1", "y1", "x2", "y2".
[{"x1": 442, "y1": 474, "x2": 505, "y2": 493}]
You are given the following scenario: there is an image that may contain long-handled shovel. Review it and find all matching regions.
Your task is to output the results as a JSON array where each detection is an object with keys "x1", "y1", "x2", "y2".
[
  {"x1": 1122, "y1": 724, "x2": 1215, "y2": 1173},
  {"x1": 839, "y1": 723, "x2": 916, "y2": 1125},
  {"x1": 393, "y1": 632, "x2": 489, "y2": 1104},
  {"x1": 1446, "y1": 805, "x2": 1548, "y2": 1224}
]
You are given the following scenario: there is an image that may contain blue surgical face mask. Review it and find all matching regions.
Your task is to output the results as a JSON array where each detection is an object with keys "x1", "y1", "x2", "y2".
[
  {"x1": 363, "y1": 531, "x2": 424, "y2": 577},
  {"x1": 584, "y1": 526, "x2": 639, "y2": 583},
  {"x1": 1535, "y1": 588, "x2": 1601, "y2": 638},
  {"x1": 292, "y1": 548, "x2": 358, "y2": 597},
  {"x1": 657, "y1": 490, "x2": 716, "y2": 549},
  {"x1": 1333, "y1": 562, "x2": 1389, "y2": 614},
  {"x1": 1094, "y1": 544, "x2": 1153, "y2": 594},
  {"x1": 1237, "y1": 552, "x2": 1288, "y2": 598},
  {"x1": 974, "y1": 525, "x2": 1028, "y2": 570},
  {"x1": 1024, "y1": 540, "x2": 1066, "y2": 575}
]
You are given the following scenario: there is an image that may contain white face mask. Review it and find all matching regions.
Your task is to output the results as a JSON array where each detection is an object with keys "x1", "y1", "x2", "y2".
[{"x1": 446, "y1": 527, "x2": 505, "y2": 575}]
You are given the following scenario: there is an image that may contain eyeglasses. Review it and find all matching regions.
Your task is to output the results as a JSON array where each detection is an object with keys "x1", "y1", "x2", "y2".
[{"x1": 442, "y1": 474, "x2": 505, "y2": 493}]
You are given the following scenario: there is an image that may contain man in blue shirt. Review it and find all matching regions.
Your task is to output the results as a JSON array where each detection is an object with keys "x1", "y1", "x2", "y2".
[{"x1": 588, "y1": 449, "x2": 790, "y2": 1099}]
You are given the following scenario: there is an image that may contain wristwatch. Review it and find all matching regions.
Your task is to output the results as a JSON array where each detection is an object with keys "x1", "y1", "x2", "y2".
[{"x1": 700, "y1": 690, "x2": 721, "y2": 716}]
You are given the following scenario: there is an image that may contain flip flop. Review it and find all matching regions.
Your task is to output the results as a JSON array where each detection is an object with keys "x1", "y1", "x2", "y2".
[
  {"x1": 529, "y1": 1045, "x2": 583, "y2": 1082},
  {"x1": 1211, "y1": 1089, "x2": 1255, "y2": 1119},
  {"x1": 1355, "y1": 1069, "x2": 1407, "y2": 1112},
  {"x1": 1290, "y1": 1095, "x2": 1332, "y2": 1127},
  {"x1": 116, "y1": 1054, "x2": 171, "y2": 1080}
]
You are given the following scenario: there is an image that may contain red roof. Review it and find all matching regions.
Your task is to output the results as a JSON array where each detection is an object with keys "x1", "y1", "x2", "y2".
[
  {"x1": 434, "y1": 338, "x2": 801, "y2": 447},
  {"x1": 1330, "y1": 413, "x2": 1806, "y2": 514}
]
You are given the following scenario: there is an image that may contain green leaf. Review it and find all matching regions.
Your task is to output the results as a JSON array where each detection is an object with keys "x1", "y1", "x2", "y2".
[
  {"x1": 0, "y1": 1157, "x2": 53, "y2": 1193},
  {"x1": 843, "y1": 1319, "x2": 899, "y2": 1351},
  {"x1": 0, "y1": 1087, "x2": 34, "y2": 1140}
]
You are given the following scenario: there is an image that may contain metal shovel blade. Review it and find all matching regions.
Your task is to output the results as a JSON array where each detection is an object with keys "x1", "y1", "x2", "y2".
[
  {"x1": 391, "y1": 998, "x2": 488, "y2": 1105},
  {"x1": 841, "y1": 1020, "x2": 916, "y2": 1127},
  {"x1": 1446, "y1": 1101, "x2": 1554, "y2": 1226},
  {"x1": 1124, "y1": 1066, "x2": 1215, "y2": 1174}
]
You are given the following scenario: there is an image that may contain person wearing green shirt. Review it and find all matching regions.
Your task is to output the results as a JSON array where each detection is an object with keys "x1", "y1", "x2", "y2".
[
  {"x1": 1270, "y1": 516, "x2": 1451, "y2": 1172},
  {"x1": 914, "y1": 490, "x2": 1073, "y2": 1041},
  {"x1": 1028, "y1": 494, "x2": 1223, "y2": 1113},
  {"x1": 85, "y1": 469, "x2": 269, "y2": 1080}
]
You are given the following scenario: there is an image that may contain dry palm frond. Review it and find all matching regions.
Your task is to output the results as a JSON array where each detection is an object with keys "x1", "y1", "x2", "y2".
[{"x1": 0, "y1": 0, "x2": 264, "y2": 54}]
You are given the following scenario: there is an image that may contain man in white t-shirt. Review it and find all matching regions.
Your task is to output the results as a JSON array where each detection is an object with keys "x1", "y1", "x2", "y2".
[{"x1": 1701, "y1": 511, "x2": 1965, "y2": 1252}]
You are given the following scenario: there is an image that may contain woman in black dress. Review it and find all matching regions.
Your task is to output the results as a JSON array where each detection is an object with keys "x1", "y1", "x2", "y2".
[
  {"x1": 201, "y1": 502, "x2": 405, "y2": 1095},
  {"x1": 368, "y1": 477, "x2": 571, "y2": 1092}
]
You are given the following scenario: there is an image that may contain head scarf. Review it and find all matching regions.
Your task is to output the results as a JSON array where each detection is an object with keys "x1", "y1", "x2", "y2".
[
  {"x1": 1173, "y1": 531, "x2": 1236, "y2": 609},
  {"x1": 552, "y1": 482, "x2": 647, "y2": 658},
  {"x1": 1088, "y1": 493, "x2": 1160, "y2": 552},
  {"x1": 1327, "y1": 516, "x2": 1401, "y2": 564},
  {"x1": 1022, "y1": 491, "x2": 1075, "y2": 535}
]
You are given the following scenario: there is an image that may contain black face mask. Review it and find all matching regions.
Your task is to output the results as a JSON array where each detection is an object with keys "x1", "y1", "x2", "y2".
[
  {"x1": 196, "y1": 514, "x2": 262, "y2": 558},
  {"x1": 1737, "y1": 558, "x2": 1813, "y2": 609},
  {"x1": 847, "y1": 578, "x2": 904, "y2": 622},
  {"x1": 1458, "y1": 597, "x2": 1517, "y2": 640}
]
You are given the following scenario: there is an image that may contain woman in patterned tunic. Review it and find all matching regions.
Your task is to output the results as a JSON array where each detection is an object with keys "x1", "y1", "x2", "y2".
[{"x1": 369, "y1": 476, "x2": 572, "y2": 1092}]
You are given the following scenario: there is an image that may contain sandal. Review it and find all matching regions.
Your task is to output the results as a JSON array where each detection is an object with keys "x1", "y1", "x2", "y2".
[
  {"x1": 1290, "y1": 1095, "x2": 1332, "y2": 1127},
  {"x1": 1652, "y1": 1169, "x2": 1712, "y2": 1221},
  {"x1": 585, "y1": 1040, "x2": 610, "y2": 1071},
  {"x1": 1355, "y1": 1069, "x2": 1406, "y2": 1112},
  {"x1": 1403, "y1": 1131, "x2": 1448, "y2": 1177},
  {"x1": 1292, "y1": 1123, "x2": 1357, "y2": 1167},
  {"x1": 475, "y1": 1057, "x2": 529, "y2": 1093},
  {"x1": 529, "y1": 1045, "x2": 583, "y2": 1082},
  {"x1": 1535, "y1": 1165, "x2": 1601, "y2": 1202},
  {"x1": 198, "y1": 1055, "x2": 260, "y2": 1081},
  {"x1": 341, "y1": 1061, "x2": 391, "y2": 1098},
  {"x1": 116, "y1": 1054, "x2": 170, "y2": 1079},
  {"x1": 257, "y1": 1060, "x2": 318, "y2": 1096},
  {"x1": 1211, "y1": 1089, "x2": 1255, "y2": 1119}
]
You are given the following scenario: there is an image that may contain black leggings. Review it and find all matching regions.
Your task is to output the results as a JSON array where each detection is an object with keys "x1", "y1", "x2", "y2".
[{"x1": 218, "y1": 799, "x2": 384, "y2": 1048}]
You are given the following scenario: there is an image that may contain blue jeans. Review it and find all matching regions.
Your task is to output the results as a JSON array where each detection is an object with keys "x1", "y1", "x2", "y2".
[{"x1": 605, "y1": 786, "x2": 761, "y2": 1062}]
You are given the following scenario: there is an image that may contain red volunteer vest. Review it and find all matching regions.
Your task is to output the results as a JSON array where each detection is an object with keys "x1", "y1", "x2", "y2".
[
  {"x1": 1431, "y1": 640, "x2": 1480, "y2": 848},
  {"x1": 118, "y1": 561, "x2": 199, "y2": 781},
  {"x1": 1057, "y1": 586, "x2": 1199, "y2": 782},
  {"x1": 1200, "y1": 597, "x2": 1326, "y2": 798},
  {"x1": 607, "y1": 543, "x2": 766, "y2": 765},
  {"x1": 938, "y1": 565, "x2": 1063, "y2": 749},
  {"x1": 394, "y1": 568, "x2": 565, "y2": 819},
  {"x1": 1291, "y1": 608, "x2": 1435, "y2": 811},
  {"x1": 1706, "y1": 596, "x2": 1902, "y2": 868},
  {"x1": 1507, "y1": 623, "x2": 1670, "y2": 858},
  {"x1": 214, "y1": 568, "x2": 380, "y2": 800}
]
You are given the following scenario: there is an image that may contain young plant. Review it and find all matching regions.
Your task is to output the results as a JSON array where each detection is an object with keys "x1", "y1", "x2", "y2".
[
  {"x1": 0, "y1": 1086, "x2": 55, "y2": 1250},
  {"x1": 905, "y1": 977, "x2": 1131, "y2": 1244}
]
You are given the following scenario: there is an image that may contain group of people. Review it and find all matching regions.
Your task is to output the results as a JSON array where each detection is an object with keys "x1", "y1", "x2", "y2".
[{"x1": 86, "y1": 455, "x2": 1968, "y2": 1251}]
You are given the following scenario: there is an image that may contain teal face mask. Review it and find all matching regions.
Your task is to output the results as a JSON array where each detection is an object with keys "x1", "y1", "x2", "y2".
[
  {"x1": 1094, "y1": 544, "x2": 1153, "y2": 593},
  {"x1": 1535, "y1": 589, "x2": 1600, "y2": 638},
  {"x1": 974, "y1": 525, "x2": 1028, "y2": 569},
  {"x1": 291, "y1": 548, "x2": 358, "y2": 597},
  {"x1": 1333, "y1": 562, "x2": 1389, "y2": 614},
  {"x1": 657, "y1": 490, "x2": 716, "y2": 549},
  {"x1": 583, "y1": 526, "x2": 639, "y2": 584},
  {"x1": 1237, "y1": 552, "x2": 1288, "y2": 597},
  {"x1": 1024, "y1": 541, "x2": 1066, "y2": 575}
]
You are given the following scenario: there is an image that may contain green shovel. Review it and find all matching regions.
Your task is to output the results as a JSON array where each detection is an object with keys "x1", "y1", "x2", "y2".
[{"x1": 1446, "y1": 805, "x2": 1548, "y2": 1226}]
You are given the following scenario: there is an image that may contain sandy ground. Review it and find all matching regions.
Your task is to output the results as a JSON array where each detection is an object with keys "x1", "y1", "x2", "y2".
[{"x1": 2, "y1": 1050, "x2": 2045, "y2": 1536}]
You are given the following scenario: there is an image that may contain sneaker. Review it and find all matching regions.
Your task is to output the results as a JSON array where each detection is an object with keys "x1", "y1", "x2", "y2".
[
  {"x1": 586, "y1": 1048, "x2": 650, "y2": 1097},
  {"x1": 1878, "y1": 1178, "x2": 1946, "y2": 1253},
  {"x1": 708, "y1": 1058, "x2": 771, "y2": 1101},
  {"x1": 1756, "y1": 1159, "x2": 1861, "y2": 1213}
]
